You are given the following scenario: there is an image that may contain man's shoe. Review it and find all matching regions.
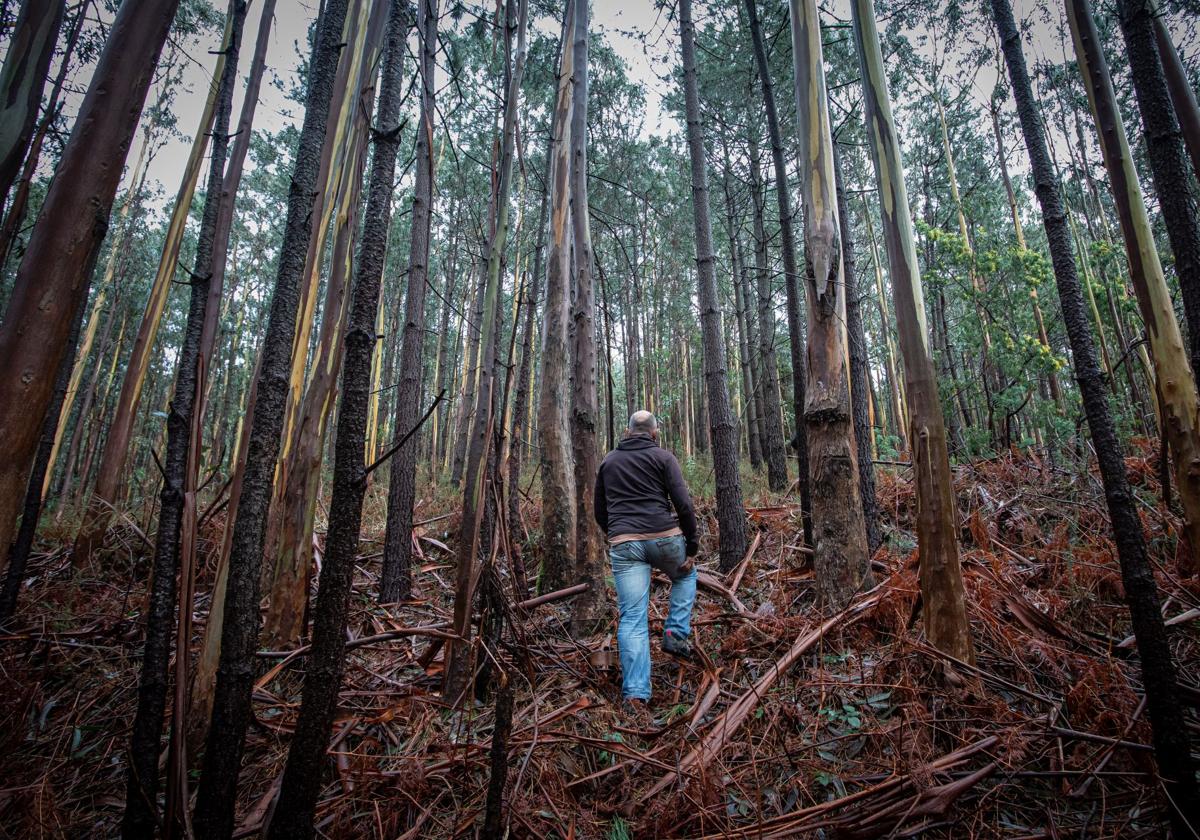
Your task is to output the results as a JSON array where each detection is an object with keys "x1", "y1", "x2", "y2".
[
  {"x1": 662, "y1": 630, "x2": 693, "y2": 661},
  {"x1": 622, "y1": 698, "x2": 656, "y2": 729}
]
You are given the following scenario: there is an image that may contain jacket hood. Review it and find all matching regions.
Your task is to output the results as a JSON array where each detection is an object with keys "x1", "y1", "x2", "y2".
[{"x1": 616, "y1": 435, "x2": 657, "y2": 451}]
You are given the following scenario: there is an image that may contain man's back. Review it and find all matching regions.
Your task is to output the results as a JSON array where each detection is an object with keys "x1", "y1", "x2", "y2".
[{"x1": 594, "y1": 435, "x2": 697, "y2": 545}]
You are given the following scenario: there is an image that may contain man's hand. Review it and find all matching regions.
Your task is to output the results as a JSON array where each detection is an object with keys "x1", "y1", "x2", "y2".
[{"x1": 686, "y1": 538, "x2": 699, "y2": 557}]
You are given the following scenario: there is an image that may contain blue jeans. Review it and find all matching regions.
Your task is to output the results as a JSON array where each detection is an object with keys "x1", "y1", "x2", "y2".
[{"x1": 610, "y1": 535, "x2": 697, "y2": 701}]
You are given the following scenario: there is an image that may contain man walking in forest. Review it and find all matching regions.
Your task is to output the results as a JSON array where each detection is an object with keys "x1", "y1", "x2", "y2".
[{"x1": 594, "y1": 410, "x2": 699, "y2": 720}]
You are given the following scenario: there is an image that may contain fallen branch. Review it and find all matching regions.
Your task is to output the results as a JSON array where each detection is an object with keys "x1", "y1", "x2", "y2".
[{"x1": 642, "y1": 581, "x2": 890, "y2": 801}]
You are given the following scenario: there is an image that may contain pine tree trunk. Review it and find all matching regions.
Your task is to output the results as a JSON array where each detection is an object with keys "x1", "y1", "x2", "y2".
[
  {"x1": 791, "y1": 0, "x2": 872, "y2": 606},
  {"x1": 679, "y1": 0, "x2": 747, "y2": 572},
  {"x1": 377, "y1": 0, "x2": 438, "y2": 605},
  {"x1": 1117, "y1": 0, "x2": 1200, "y2": 388},
  {"x1": 264, "y1": 8, "x2": 383, "y2": 647},
  {"x1": 0, "y1": 0, "x2": 181, "y2": 576},
  {"x1": 992, "y1": 0, "x2": 1198, "y2": 829},
  {"x1": 851, "y1": 0, "x2": 972, "y2": 660},
  {"x1": 121, "y1": 7, "x2": 247, "y2": 837},
  {"x1": 1069, "y1": 0, "x2": 1200, "y2": 573},
  {"x1": 538, "y1": 0, "x2": 579, "y2": 592},
  {"x1": 192, "y1": 0, "x2": 352, "y2": 834},
  {"x1": 444, "y1": 0, "x2": 528, "y2": 701},
  {"x1": 1149, "y1": 7, "x2": 1200, "y2": 182},
  {"x1": 746, "y1": 138, "x2": 789, "y2": 492},
  {"x1": 264, "y1": 5, "x2": 406, "y2": 835},
  {"x1": 745, "y1": 0, "x2": 811, "y2": 509},
  {"x1": 834, "y1": 143, "x2": 881, "y2": 555}
]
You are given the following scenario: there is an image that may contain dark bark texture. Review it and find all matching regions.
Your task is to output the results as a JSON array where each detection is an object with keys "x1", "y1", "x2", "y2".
[
  {"x1": 992, "y1": 0, "x2": 1199, "y2": 832},
  {"x1": 679, "y1": 0, "x2": 748, "y2": 572},
  {"x1": 834, "y1": 143, "x2": 881, "y2": 554},
  {"x1": 380, "y1": 0, "x2": 439, "y2": 604},
  {"x1": 192, "y1": 0, "x2": 352, "y2": 835},
  {"x1": 0, "y1": 0, "x2": 63, "y2": 208},
  {"x1": 1118, "y1": 0, "x2": 1200, "y2": 386},
  {"x1": 266, "y1": 4, "x2": 408, "y2": 836},
  {"x1": 121, "y1": 5, "x2": 246, "y2": 837}
]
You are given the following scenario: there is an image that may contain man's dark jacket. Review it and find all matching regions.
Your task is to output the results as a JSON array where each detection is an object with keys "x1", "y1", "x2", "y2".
[{"x1": 593, "y1": 435, "x2": 698, "y2": 551}]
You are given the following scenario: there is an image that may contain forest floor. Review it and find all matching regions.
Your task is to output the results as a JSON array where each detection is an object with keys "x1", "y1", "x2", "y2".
[{"x1": 2, "y1": 444, "x2": 1199, "y2": 839}]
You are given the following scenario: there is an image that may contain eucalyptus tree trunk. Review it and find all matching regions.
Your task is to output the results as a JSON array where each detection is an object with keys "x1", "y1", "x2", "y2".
[
  {"x1": 1068, "y1": 0, "x2": 1200, "y2": 573},
  {"x1": 0, "y1": 0, "x2": 63, "y2": 210},
  {"x1": 452, "y1": 265, "x2": 485, "y2": 486},
  {"x1": 181, "y1": 0, "x2": 275, "y2": 754},
  {"x1": 679, "y1": 0, "x2": 748, "y2": 572},
  {"x1": 992, "y1": 0, "x2": 1198, "y2": 829},
  {"x1": 791, "y1": 0, "x2": 872, "y2": 606},
  {"x1": 43, "y1": 138, "x2": 148, "y2": 503},
  {"x1": 722, "y1": 163, "x2": 763, "y2": 468},
  {"x1": 0, "y1": 298, "x2": 84, "y2": 624},
  {"x1": 568, "y1": 0, "x2": 604, "y2": 635},
  {"x1": 120, "y1": 5, "x2": 246, "y2": 837},
  {"x1": 265, "y1": 5, "x2": 408, "y2": 835},
  {"x1": 72, "y1": 24, "x2": 236, "y2": 566},
  {"x1": 508, "y1": 184, "x2": 548, "y2": 565},
  {"x1": 192, "y1": 0, "x2": 353, "y2": 835},
  {"x1": 0, "y1": 0, "x2": 88, "y2": 276},
  {"x1": 834, "y1": 143, "x2": 881, "y2": 555},
  {"x1": 538, "y1": 0, "x2": 578, "y2": 592},
  {"x1": 378, "y1": 0, "x2": 438, "y2": 606},
  {"x1": 444, "y1": 0, "x2": 528, "y2": 701},
  {"x1": 1117, "y1": 0, "x2": 1200, "y2": 387},
  {"x1": 0, "y1": 0, "x2": 181, "y2": 572},
  {"x1": 263, "y1": 32, "x2": 378, "y2": 648},
  {"x1": 861, "y1": 198, "x2": 908, "y2": 448},
  {"x1": 744, "y1": 0, "x2": 810, "y2": 509},
  {"x1": 746, "y1": 138, "x2": 789, "y2": 491},
  {"x1": 265, "y1": 0, "x2": 378, "y2": 572},
  {"x1": 850, "y1": 0, "x2": 972, "y2": 660}
]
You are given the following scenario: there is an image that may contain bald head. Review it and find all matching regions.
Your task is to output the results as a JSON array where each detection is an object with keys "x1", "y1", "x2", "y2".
[{"x1": 627, "y1": 410, "x2": 658, "y2": 438}]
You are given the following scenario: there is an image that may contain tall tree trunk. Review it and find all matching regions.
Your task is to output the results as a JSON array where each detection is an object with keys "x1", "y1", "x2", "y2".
[
  {"x1": 1149, "y1": 6, "x2": 1200, "y2": 181},
  {"x1": 265, "y1": 5, "x2": 406, "y2": 835},
  {"x1": 851, "y1": 0, "x2": 973, "y2": 660},
  {"x1": 569, "y1": 0, "x2": 603, "y2": 636},
  {"x1": 861, "y1": 197, "x2": 908, "y2": 449},
  {"x1": 1118, "y1": 0, "x2": 1200, "y2": 388},
  {"x1": 451, "y1": 265, "x2": 484, "y2": 487},
  {"x1": 120, "y1": 6, "x2": 246, "y2": 837},
  {"x1": 0, "y1": 294, "x2": 84, "y2": 623},
  {"x1": 747, "y1": 138, "x2": 789, "y2": 491},
  {"x1": 0, "y1": 0, "x2": 63, "y2": 209},
  {"x1": 184, "y1": 0, "x2": 277, "y2": 747},
  {"x1": 264, "y1": 9, "x2": 383, "y2": 647},
  {"x1": 508, "y1": 184, "x2": 548, "y2": 571},
  {"x1": 679, "y1": 0, "x2": 747, "y2": 572},
  {"x1": 380, "y1": 0, "x2": 438, "y2": 604},
  {"x1": 0, "y1": 0, "x2": 180, "y2": 577},
  {"x1": 745, "y1": 0, "x2": 811, "y2": 514},
  {"x1": 1069, "y1": 0, "x2": 1200, "y2": 573},
  {"x1": 444, "y1": 0, "x2": 528, "y2": 701},
  {"x1": 992, "y1": 0, "x2": 1199, "y2": 829},
  {"x1": 791, "y1": 0, "x2": 872, "y2": 606},
  {"x1": 0, "y1": 0, "x2": 88, "y2": 276},
  {"x1": 192, "y1": 0, "x2": 353, "y2": 834},
  {"x1": 73, "y1": 25, "x2": 236, "y2": 565},
  {"x1": 834, "y1": 142, "x2": 881, "y2": 555},
  {"x1": 538, "y1": 0, "x2": 578, "y2": 592}
]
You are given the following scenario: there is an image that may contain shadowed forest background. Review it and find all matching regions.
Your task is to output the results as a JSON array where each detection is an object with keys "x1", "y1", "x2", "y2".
[{"x1": 0, "y1": 0, "x2": 1198, "y2": 836}]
